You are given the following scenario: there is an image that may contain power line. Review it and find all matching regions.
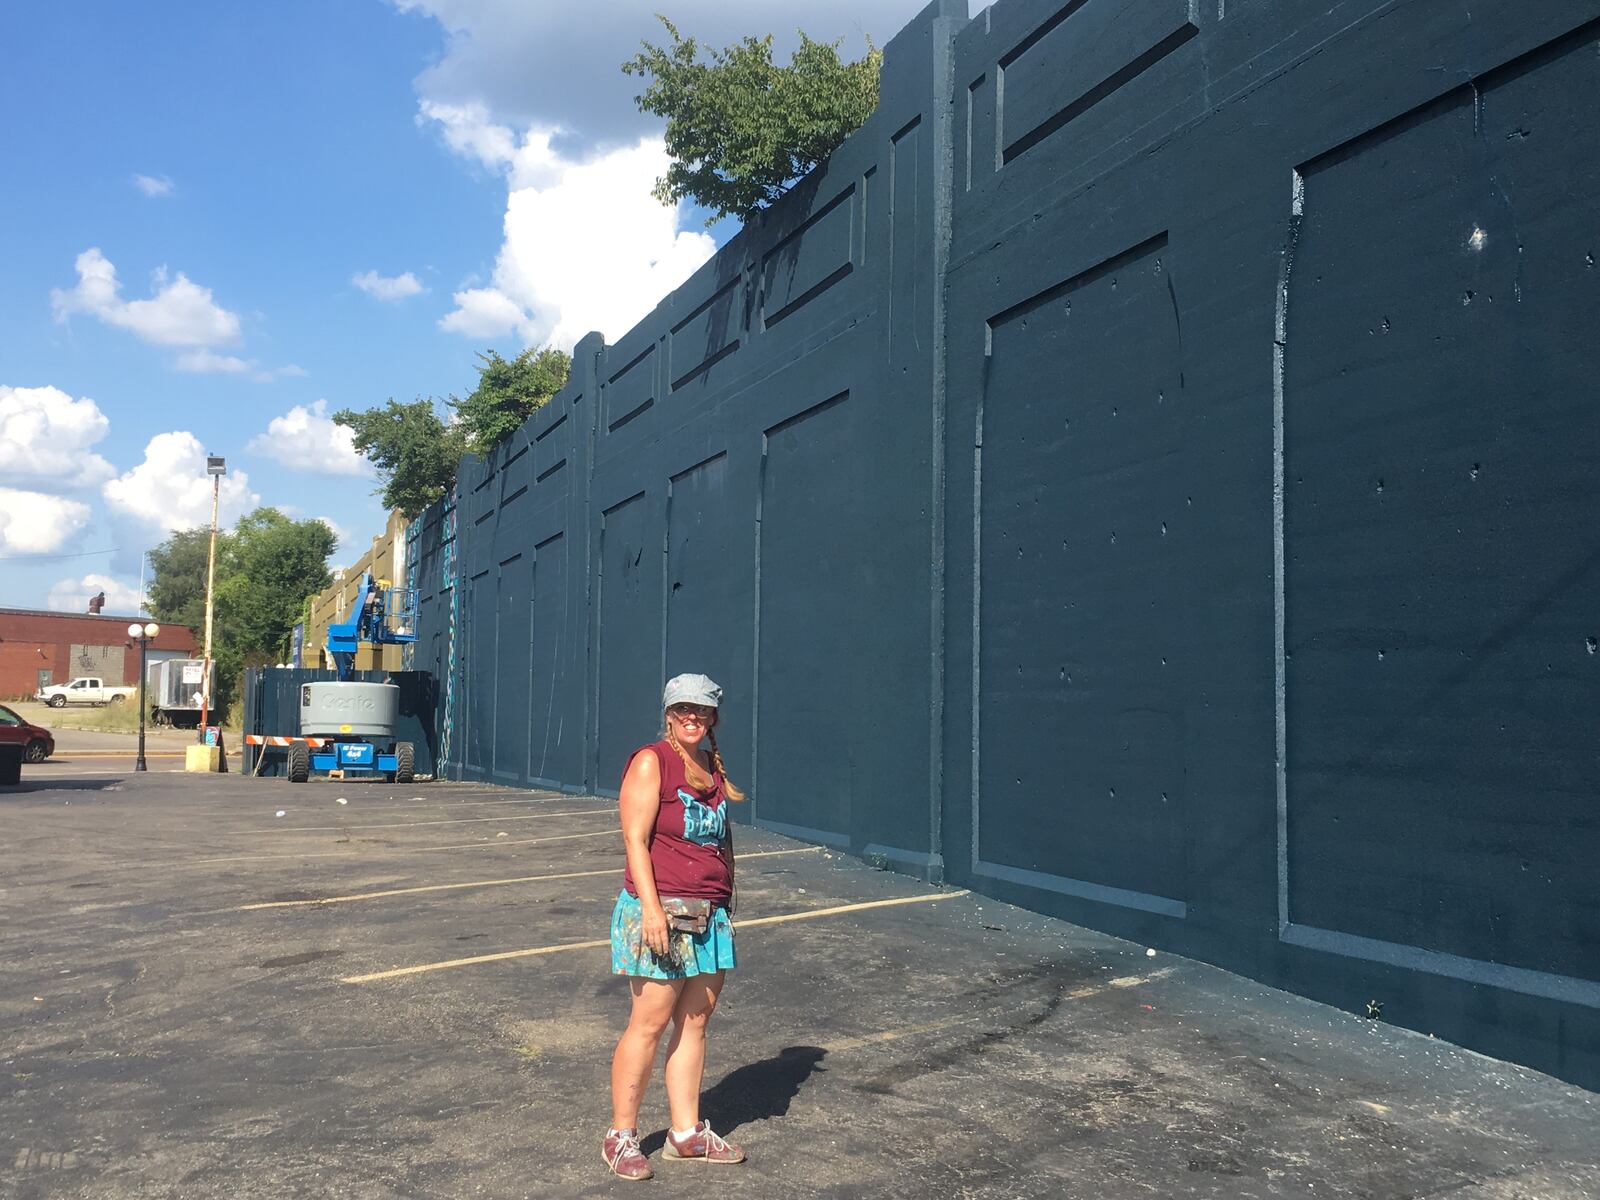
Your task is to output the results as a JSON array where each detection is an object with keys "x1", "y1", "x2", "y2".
[{"x1": 0, "y1": 547, "x2": 120, "y2": 562}]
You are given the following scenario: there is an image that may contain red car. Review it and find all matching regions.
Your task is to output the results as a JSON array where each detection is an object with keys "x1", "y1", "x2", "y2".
[{"x1": 0, "y1": 704, "x2": 54, "y2": 762}]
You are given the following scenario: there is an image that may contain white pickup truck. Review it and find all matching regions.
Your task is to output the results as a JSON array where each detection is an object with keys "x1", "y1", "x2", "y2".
[{"x1": 34, "y1": 677, "x2": 137, "y2": 708}]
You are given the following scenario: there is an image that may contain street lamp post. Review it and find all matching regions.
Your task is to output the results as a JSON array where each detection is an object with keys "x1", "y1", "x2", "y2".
[
  {"x1": 198, "y1": 455, "x2": 225, "y2": 737},
  {"x1": 128, "y1": 622, "x2": 161, "y2": 772}
]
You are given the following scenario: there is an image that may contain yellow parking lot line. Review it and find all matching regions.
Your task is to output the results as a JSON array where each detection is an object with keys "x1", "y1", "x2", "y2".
[
  {"x1": 239, "y1": 808, "x2": 613, "y2": 834},
  {"x1": 61, "y1": 750, "x2": 186, "y2": 758},
  {"x1": 236, "y1": 847, "x2": 823, "y2": 910},
  {"x1": 184, "y1": 827, "x2": 620, "y2": 865},
  {"x1": 341, "y1": 889, "x2": 971, "y2": 984}
]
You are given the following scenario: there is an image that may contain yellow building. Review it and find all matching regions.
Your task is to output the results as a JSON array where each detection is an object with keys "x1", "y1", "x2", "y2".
[{"x1": 301, "y1": 510, "x2": 411, "y2": 671}]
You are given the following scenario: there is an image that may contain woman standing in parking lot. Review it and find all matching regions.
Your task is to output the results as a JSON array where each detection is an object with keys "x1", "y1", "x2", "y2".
[{"x1": 603, "y1": 673, "x2": 746, "y2": 1181}]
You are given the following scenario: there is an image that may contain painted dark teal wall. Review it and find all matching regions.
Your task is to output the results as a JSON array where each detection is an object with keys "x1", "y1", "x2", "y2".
[{"x1": 414, "y1": 0, "x2": 1600, "y2": 1090}]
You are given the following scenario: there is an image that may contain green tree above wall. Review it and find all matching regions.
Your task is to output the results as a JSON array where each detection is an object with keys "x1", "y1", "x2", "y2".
[
  {"x1": 624, "y1": 17, "x2": 882, "y2": 224},
  {"x1": 332, "y1": 398, "x2": 466, "y2": 520},
  {"x1": 450, "y1": 347, "x2": 571, "y2": 456}
]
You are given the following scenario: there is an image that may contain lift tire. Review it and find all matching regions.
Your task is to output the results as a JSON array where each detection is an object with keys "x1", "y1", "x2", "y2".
[
  {"x1": 286, "y1": 742, "x2": 310, "y2": 784},
  {"x1": 108, "y1": 694, "x2": 126, "y2": 704},
  {"x1": 394, "y1": 742, "x2": 415, "y2": 785},
  {"x1": 48, "y1": 695, "x2": 66, "y2": 708}
]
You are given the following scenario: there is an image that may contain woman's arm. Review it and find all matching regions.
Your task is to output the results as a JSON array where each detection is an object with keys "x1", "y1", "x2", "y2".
[{"x1": 619, "y1": 748, "x2": 670, "y2": 956}]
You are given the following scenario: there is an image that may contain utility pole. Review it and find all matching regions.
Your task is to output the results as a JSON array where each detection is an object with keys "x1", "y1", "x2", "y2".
[{"x1": 198, "y1": 455, "x2": 226, "y2": 735}]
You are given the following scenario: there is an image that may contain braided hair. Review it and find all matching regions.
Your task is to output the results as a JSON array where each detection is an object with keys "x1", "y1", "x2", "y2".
[{"x1": 663, "y1": 716, "x2": 746, "y2": 802}]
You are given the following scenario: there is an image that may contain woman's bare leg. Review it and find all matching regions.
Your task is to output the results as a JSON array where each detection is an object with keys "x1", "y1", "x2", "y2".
[
  {"x1": 662, "y1": 971, "x2": 725, "y2": 1131},
  {"x1": 611, "y1": 978, "x2": 685, "y2": 1129}
]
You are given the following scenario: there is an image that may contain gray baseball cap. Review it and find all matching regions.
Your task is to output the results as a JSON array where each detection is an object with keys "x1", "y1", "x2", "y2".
[{"x1": 663, "y1": 673, "x2": 723, "y2": 709}]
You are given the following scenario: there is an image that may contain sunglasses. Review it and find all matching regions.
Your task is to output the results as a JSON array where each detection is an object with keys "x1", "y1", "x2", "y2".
[{"x1": 666, "y1": 705, "x2": 716, "y2": 723}]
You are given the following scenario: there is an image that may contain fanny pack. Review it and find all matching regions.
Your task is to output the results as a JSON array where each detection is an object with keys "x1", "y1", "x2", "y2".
[{"x1": 659, "y1": 896, "x2": 714, "y2": 936}]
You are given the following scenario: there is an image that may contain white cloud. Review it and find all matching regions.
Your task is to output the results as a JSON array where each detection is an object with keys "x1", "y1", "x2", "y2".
[
  {"x1": 438, "y1": 286, "x2": 531, "y2": 338},
  {"x1": 176, "y1": 350, "x2": 253, "y2": 373},
  {"x1": 0, "y1": 488, "x2": 91, "y2": 554},
  {"x1": 52, "y1": 248, "x2": 241, "y2": 348},
  {"x1": 437, "y1": 134, "x2": 716, "y2": 349},
  {"x1": 313, "y1": 515, "x2": 349, "y2": 552},
  {"x1": 417, "y1": 98, "x2": 520, "y2": 168},
  {"x1": 396, "y1": 2, "x2": 923, "y2": 144},
  {"x1": 255, "y1": 364, "x2": 308, "y2": 382},
  {"x1": 47, "y1": 573, "x2": 146, "y2": 615},
  {"x1": 102, "y1": 431, "x2": 259, "y2": 534},
  {"x1": 133, "y1": 174, "x2": 175, "y2": 197},
  {"x1": 0, "y1": 385, "x2": 116, "y2": 489},
  {"x1": 409, "y1": 4, "x2": 942, "y2": 353},
  {"x1": 171, "y1": 351, "x2": 305, "y2": 381},
  {"x1": 353, "y1": 269, "x2": 426, "y2": 301},
  {"x1": 247, "y1": 400, "x2": 369, "y2": 477}
]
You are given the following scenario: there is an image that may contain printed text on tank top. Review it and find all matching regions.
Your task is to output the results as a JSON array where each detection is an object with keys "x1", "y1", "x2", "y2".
[{"x1": 621, "y1": 741, "x2": 732, "y2": 904}]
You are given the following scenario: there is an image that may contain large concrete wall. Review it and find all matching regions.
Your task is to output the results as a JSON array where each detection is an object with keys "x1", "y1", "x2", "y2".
[{"x1": 413, "y1": 0, "x2": 1600, "y2": 1090}]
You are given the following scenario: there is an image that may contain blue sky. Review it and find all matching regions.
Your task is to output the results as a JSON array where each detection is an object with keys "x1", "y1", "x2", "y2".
[{"x1": 2, "y1": 0, "x2": 932, "y2": 615}]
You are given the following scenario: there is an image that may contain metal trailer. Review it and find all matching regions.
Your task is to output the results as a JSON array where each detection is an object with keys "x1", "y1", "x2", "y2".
[{"x1": 147, "y1": 658, "x2": 215, "y2": 729}]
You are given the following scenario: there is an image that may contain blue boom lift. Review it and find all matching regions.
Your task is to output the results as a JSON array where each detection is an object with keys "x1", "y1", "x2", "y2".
[
  {"x1": 326, "y1": 572, "x2": 416, "y2": 681},
  {"x1": 284, "y1": 574, "x2": 419, "y2": 784}
]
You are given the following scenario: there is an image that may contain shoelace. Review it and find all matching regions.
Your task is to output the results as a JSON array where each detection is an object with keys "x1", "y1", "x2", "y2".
[
  {"x1": 699, "y1": 1123, "x2": 731, "y2": 1153},
  {"x1": 607, "y1": 1132, "x2": 643, "y2": 1171}
]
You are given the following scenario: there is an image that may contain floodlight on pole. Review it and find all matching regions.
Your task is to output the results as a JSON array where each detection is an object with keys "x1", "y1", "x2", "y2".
[
  {"x1": 199, "y1": 455, "x2": 224, "y2": 737},
  {"x1": 129, "y1": 621, "x2": 160, "y2": 771}
]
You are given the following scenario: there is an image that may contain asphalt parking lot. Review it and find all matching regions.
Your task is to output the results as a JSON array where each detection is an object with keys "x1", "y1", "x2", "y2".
[{"x1": 2, "y1": 765, "x2": 1597, "y2": 1199}]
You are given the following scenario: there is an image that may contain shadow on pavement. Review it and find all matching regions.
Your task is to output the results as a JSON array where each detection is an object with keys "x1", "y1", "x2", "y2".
[
  {"x1": 641, "y1": 1045, "x2": 828, "y2": 1152},
  {"x1": 1, "y1": 778, "x2": 124, "y2": 795}
]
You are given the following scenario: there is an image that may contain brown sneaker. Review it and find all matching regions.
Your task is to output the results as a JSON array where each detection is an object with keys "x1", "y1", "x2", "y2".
[
  {"x1": 602, "y1": 1128, "x2": 653, "y2": 1181},
  {"x1": 662, "y1": 1120, "x2": 745, "y2": 1164}
]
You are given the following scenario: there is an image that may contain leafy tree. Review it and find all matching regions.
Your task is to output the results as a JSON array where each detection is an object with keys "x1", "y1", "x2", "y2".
[
  {"x1": 449, "y1": 347, "x2": 571, "y2": 455},
  {"x1": 214, "y1": 509, "x2": 335, "y2": 664},
  {"x1": 624, "y1": 17, "x2": 882, "y2": 223},
  {"x1": 148, "y1": 508, "x2": 334, "y2": 712},
  {"x1": 148, "y1": 526, "x2": 234, "y2": 634},
  {"x1": 332, "y1": 398, "x2": 465, "y2": 519}
]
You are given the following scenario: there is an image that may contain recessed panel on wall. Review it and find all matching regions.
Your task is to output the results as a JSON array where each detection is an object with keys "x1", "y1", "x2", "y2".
[
  {"x1": 761, "y1": 186, "x2": 856, "y2": 329},
  {"x1": 604, "y1": 346, "x2": 657, "y2": 434},
  {"x1": 756, "y1": 393, "x2": 862, "y2": 843},
  {"x1": 670, "y1": 281, "x2": 742, "y2": 390},
  {"x1": 665, "y1": 453, "x2": 751, "y2": 786},
  {"x1": 597, "y1": 493, "x2": 658, "y2": 786},
  {"x1": 534, "y1": 413, "x2": 568, "y2": 485},
  {"x1": 493, "y1": 553, "x2": 531, "y2": 782},
  {"x1": 997, "y1": 0, "x2": 1199, "y2": 166},
  {"x1": 528, "y1": 533, "x2": 569, "y2": 785},
  {"x1": 889, "y1": 117, "x2": 924, "y2": 359},
  {"x1": 463, "y1": 569, "x2": 494, "y2": 774},
  {"x1": 501, "y1": 441, "x2": 532, "y2": 511},
  {"x1": 1282, "y1": 31, "x2": 1600, "y2": 984},
  {"x1": 975, "y1": 233, "x2": 1188, "y2": 913}
]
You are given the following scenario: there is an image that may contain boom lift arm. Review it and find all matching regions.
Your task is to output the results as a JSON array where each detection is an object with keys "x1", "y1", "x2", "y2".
[{"x1": 325, "y1": 573, "x2": 416, "y2": 681}]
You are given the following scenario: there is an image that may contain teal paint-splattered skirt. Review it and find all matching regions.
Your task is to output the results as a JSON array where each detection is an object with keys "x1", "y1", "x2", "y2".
[{"x1": 609, "y1": 890, "x2": 737, "y2": 979}]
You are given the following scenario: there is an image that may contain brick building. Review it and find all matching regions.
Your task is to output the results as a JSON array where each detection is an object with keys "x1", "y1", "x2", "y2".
[{"x1": 0, "y1": 608, "x2": 201, "y2": 699}]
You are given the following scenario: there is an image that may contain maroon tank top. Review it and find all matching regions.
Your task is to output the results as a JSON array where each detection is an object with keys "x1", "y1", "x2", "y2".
[{"x1": 622, "y1": 740, "x2": 733, "y2": 905}]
